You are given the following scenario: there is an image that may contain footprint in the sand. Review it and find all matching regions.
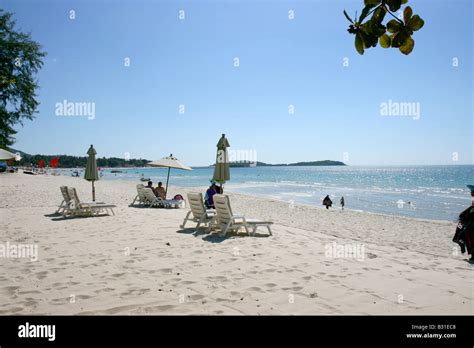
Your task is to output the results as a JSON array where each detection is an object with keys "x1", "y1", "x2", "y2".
[
  {"x1": 18, "y1": 290, "x2": 41, "y2": 295},
  {"x1": 265, "y1": 283, "x2": 278, "y2": 288},
  {"x1": 0, "y1": 307, "x2": 24, "y2": 314},
  {"x1": 158, "y1": 268, "x2": 173, "y2": 274},
  {"x1": 188, "y1": 294, "x2": 205, "y2": 301},
  {"x1": 246, "y1": 286, "x2": 262, "y2": 292},
  {"x1": 181, "y1": 280, "x2": 196, "y2": 285},
  {"x1": 2, "y1": 286, "x2": 20, "y2": 295},
  {"x1": 35, "y1": 271, "x2": 48, "y2": 280},
  {"x1": 94, "y1": 288, "x2": 115, "y2": 294}
]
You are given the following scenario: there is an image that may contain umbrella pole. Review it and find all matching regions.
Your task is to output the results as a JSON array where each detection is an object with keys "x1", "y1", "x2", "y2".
[
  {"x1": 165, "y1": 167, "x2": 171, "y2": 199},
  {"x1": 92, "y1": 180, "x2": 95, "y2": 202}
]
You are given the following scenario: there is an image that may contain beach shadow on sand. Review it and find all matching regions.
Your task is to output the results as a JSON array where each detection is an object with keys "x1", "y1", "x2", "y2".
[
  {"x1": 201, "y1": 232, "x2": 271, "y2": 243},
  {"x1": 176, "y1": 227, "x2": 208, "y2": 236},
  {"x1": 44, "y1": 213, "x2": 112, "y2": 221},
  {"x1": 176, "y1": 228, "x2": 271, "y2": 243}
]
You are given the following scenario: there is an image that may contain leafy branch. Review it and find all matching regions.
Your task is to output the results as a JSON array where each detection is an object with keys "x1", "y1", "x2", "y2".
[{"x1": 344, "y1": 0, "x2": 424, "y2": 55}]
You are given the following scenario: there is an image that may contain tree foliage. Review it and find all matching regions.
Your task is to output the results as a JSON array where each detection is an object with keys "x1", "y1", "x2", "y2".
[
  {"x1": 0, "y1": 10, "x2": 46, "y2": 148},
  {"x1": 16, "y1": 153, "x2": 150, "y2": 168},
  {"x1": 344, "y1": 0, "x2": 424, "y2": 55}
]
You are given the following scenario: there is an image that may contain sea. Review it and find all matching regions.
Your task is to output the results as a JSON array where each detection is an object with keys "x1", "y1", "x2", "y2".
[{"x1": 60, "y1": 165, "x2": 474, "y2": 222}]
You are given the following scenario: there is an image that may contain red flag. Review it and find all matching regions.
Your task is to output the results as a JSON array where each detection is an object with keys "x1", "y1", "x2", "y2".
[
  {"x1": 51, "y1": 158, "x2": 59, "y2": 168},
  {"x1": 39, "y1": 159, "x2": 44, "y2": 169}
]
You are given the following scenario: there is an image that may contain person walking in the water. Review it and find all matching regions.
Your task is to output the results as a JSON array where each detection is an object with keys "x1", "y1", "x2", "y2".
[
  {"x1": 322, "y1": 195, "x2": 332, "y2": 209},
  {"x1": 340, "y1": 196, "x2": 345, "y2": 210}
]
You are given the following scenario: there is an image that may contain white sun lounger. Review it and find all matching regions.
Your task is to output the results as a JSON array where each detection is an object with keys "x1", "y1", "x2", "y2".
[
  {"x1": 180, "y1": 192, "x2": 216, "y2": 229},
  {"x1": 131, "y1": 184, "x2": 146, "y2": 206},
  {"x1": 142, "y1": 187, "x2": 184, "y2": 208},
  {"x1": 57, "y1": 186, "x2": 105, "y2": 216},
  {"x1": 67, "y1": 187, "x2": 116, "y2": 216},
  {"x1": 56, "y1": 186, "x2": 71, "y2": 214},
  {"x1": 212, "y1": 194, "x2": 273, "y2": 237}
]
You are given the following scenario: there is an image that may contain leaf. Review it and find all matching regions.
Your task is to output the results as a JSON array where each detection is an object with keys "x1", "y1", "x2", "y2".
[
  {"x1": 359, "y1": 4, "x2": 374, "y2": 23},
  {"x1": 386, "y1": 0, "x2": 402, "y2": 12},
  {"x1": 402, "y1": 0, "x2": 408, "y2": 3},
  {"x1": 387, "y1": 19, "x2": 402, "y2": 33},
  {"x1": 355, "y1": 32, "x2": 364, "y2": 55},
  {"x1": 343, "y1": 10, "x2": 354, "y2": 24},
  {"x1": 408, "y1": 15, "x2": 424, "y2": 31},
  {"x1": 392, "y1": 31, "x2": 409, "y2": 47},
  {"x1": 372, "y1": 6, "x2": 387, "y2": 24},
  {"x1": 364, "y1": 0, "x2": 381, "y2": 5},
  {"x1": 403, "y1": 6, "x2": 413, "y2": 23},
  {"x1": 380, "y1": 34, "x2": 391, "y2": 48},
  {"x1": 399, "y1": 36, "x2": 414, "y2": 55}
]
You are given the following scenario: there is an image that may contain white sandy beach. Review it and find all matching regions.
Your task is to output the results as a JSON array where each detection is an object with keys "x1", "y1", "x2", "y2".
[{"x1": 0, "y1": 172, "x2": 472, "y2": 315}]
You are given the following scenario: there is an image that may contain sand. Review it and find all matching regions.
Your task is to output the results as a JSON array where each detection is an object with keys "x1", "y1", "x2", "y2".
[{"x1": 0, "y1": 172, "x2": 472, "y2": 315}]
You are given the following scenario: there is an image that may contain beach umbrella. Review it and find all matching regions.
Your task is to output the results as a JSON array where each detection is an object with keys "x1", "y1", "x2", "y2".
[
  {"x1": 147, "y1": 154, "x2": 192, "y2": 199},
  {"x1": 212, "y1": 134, "x2": 230, "y2": 189},
  {"x1": 84, "y1": 144, "x2": 99, "y2": 201},
  {"x1": 0, "y1": 148, "x2": 21, "y2": 161}
]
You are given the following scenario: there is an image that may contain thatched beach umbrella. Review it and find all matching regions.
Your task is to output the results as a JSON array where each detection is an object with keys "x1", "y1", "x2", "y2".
[
  {"x1": 148, "y1": 154, "x2": 192, "y2": 199},
  {"x1": 212, "y1": 134, "x2": 230, "y2": 189},
  {"x1": 84, "y1": 144, "x2": 99, "y2": 201}
]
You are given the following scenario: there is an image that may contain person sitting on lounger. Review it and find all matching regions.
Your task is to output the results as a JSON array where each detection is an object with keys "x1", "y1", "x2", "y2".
[
  {"x1": 145, "y1": 180, "x2": 153, "y2": 190},
  {"x1": 154, "y1": 182, "x2": 166, "y2": 199},
  {"x1": 204, "y1": 183, "x2": 218, "y2": 209}
]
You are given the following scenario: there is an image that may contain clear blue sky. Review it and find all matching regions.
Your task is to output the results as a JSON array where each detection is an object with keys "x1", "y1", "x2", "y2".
[{"x1": 3, "y1": 0, "x2": 473, "y2": 166}]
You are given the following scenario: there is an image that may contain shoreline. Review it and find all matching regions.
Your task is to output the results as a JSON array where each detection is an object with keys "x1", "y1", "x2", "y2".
[{"x1": 39, "y1": 169, "x2": 459, "y2": 224}]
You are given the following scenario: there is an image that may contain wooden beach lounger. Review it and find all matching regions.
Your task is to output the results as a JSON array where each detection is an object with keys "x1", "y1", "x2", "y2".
[
  {"x1": 67, "y1": 187, "x2": 116, "y2": 216},
  {"x1": 212, "y1": 194, "x2": 273, "y2": 237},
  {"x1": 180, "y1": 192, "x2": 216, "y2": 229}
]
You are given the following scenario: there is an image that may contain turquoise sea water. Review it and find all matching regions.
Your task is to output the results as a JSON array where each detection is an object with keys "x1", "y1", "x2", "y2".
[{"x1": 63, "y1": 165, "x2": 473, "y2": 221}]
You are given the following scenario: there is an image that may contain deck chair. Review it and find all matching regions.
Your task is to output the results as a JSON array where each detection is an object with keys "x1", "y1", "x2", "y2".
[
  {"x1": 67, "y1": 187, "x2": 116, "y2": 216},
  {"x1": 180, "y1": 192, "x2": 216, "y2": 229},
  {"x1": 131, "y1": 184, "x2": 146, "y2": 206},
  {"x1": 142, "y1": 188, "x2": 184, "y2": 208},
  {"x1": 142, "y1": 187, "x2": 164, "y2": 208},
  {"x1": 56, "y1": 186, "x2": 72, "y2": 215},
  {"x1": 212, "y1": 194, "x2": 273, "y2": 237}
]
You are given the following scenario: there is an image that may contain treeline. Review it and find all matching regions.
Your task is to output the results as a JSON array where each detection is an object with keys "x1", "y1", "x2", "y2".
[{"x1": 17, "y1": 154, "x2": 149, "y2": 168}]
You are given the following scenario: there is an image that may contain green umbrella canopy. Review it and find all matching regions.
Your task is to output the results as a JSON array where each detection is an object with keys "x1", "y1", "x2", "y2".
[
  {"x1": 84, "y1": 145, "x2": 99, "y2": 201},
  {"x1": 212, "y1": 134, "x2": 230, "y2": 185}
]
